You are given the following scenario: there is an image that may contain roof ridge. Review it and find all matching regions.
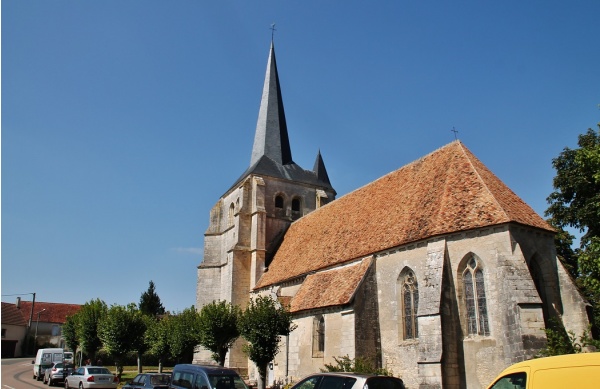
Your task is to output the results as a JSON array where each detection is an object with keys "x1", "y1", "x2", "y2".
[{"x1": 455, "y1": 141, "x2": 512, "y2": 221}]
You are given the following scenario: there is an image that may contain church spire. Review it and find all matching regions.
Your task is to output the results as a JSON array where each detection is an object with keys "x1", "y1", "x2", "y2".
[
  {"x1": 250, "y1": 41, "x2": 293, "y2": 167},
  {"x1": 313, "y1": 149, "x2": 332, "y2": 186}
]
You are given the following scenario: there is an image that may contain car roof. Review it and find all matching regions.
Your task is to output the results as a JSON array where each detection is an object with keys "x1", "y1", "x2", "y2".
[
  {"x1": 305, "y1": 372, "x2": 400, "y2": 379},
  {"x1": 173, "y1": 364, "x2": 240, "y2": 374},
  {"x1": 500, "y1": 352, "x2": 600, "y2": 374}
]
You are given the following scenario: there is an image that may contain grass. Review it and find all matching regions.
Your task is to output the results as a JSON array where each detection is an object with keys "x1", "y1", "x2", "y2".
[{"x1": 103, "y1": 366, "x2": 173, "y2": 388}]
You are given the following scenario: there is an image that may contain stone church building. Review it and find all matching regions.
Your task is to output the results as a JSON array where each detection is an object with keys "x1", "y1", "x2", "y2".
[{"x1": 195, "y1": 42, "x2": 590, "y2": 389}]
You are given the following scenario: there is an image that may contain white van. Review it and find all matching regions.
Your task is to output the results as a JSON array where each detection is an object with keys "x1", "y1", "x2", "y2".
[
  {"x1": 32, "y1": 348, "x2": 64, "y2": 381},
  {"x1": 64, "y1": 351, "x2": 74, "y2": 364}
]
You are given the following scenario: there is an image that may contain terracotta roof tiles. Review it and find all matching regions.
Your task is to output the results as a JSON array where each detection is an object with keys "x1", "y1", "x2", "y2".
[
  {"x1": 289, "y1": 258, "x2": 373, "y2": 313},
  {"x1": 256, "y1": 141, "x2": 552, "y2": 289}
]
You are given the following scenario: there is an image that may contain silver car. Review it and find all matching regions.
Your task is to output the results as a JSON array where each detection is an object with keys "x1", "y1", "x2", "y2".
[
  {"x1": 64, "y1": 366, "x2": 118, "y2": 389},
  {"x1": 42, "y1": 362, "x2": 73, "y2": 386},
  {"x1": 290, "y1": 372, "x2": 405, "y2": 389}
]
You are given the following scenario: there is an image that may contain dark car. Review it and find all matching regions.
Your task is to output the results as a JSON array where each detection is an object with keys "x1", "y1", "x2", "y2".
[
  {"x1": 169, "y1": 364, "x2": 248, "y2": 389},
  {"x1": 290, "y1": 372, "x2": 405, "y2": 389},
  {"x1": 42, "y1": 362, "x2": 73, "y2": 386},
  {"x1": 122, "y1": 373, "x2": 171, "y2": 389}
]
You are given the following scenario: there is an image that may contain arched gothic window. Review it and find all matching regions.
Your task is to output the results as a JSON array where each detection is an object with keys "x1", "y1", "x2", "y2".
[
  {"x1": 463, "y1": 255, "x2": 490, "y2": 336},
  {"x1": 398, "y1": 270, "x2": 419, "y2": 340},
  {"x1": 312, "y1": 315, "x2": 325, "y2": 357}
]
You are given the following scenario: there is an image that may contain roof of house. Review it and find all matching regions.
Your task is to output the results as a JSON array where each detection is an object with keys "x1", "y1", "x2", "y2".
[
  {"x1": 289, "y1": 257, "x2": 373, "y2": 313},
  {"x1": 1, "y1": 302, "x2": 28, "y2": 326},
  {"x1": 256, "y1": 141, "x2": 553, "y2": 289},
  {"x1": 15, "y1": 301, "x2": 82, "y2": 324}
]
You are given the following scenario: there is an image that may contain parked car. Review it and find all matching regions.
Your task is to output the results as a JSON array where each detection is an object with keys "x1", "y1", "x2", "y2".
[
  {"x1": 33, "y1": 348, "x2": 64, "y2": 381},
  {"x1": 42, "y1": 362, "x2": 73, "y2": 386},
  {"x1": 64, "y1": 366, "x2": 118, "y2": 389},
  {"x1": 487, "y1": 352, "x2": 600, "y2": 389},
  {"x1": 122, "y1": 373, "x2": 171, "y2": 389},
  {"x1": 290, "y1": 372, "x2": 405, "y2": 389},
  {"x1": 169, "y1": 364, "x2": 248, "y2": 389}
]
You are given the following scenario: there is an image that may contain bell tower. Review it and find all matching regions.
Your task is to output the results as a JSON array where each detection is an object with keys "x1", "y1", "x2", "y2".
[{"x1": 195, "y1": 41, "x2": 336, "y2": 370}]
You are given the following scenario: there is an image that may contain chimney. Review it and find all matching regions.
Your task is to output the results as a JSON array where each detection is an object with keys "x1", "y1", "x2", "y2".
[{"x1": 16, "y1": 297, "x2": 21, "y2": 309}]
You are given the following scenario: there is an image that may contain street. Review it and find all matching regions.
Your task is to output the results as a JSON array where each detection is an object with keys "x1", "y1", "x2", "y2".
[{"x1": 1, "y1": 358, "x2": 47, "y2": 389}]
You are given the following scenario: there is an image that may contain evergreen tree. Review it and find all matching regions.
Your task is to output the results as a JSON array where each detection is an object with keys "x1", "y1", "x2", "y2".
[{"x1": 139, "y1": 280, "x2": 166, "y2": 317}]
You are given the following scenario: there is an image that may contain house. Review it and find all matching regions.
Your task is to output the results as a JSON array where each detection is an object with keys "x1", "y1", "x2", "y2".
[
  {"x1": 1, "y1": 299, "x2": 81, "y2": 357},
  {"x1": 195, "y1": 41, "x2": 590, "y2": 389},
  {"x1": 1, "y1": 302, "x2": 28, "y2": 358}
]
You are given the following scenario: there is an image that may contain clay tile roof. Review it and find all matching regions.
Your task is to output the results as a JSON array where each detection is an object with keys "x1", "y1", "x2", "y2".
[
  {"x1": 1, "y1": 303, "x2": 28, "y2": 326},
  {"x1": 256, "y1": 141, "x2": 553, "y2": 289},
  {"x1": 289, "y1": 257, "x2": 373, "y2": 313},
  {"x1": 17, "y1": 301, "x2": 82, "y2": 324}
]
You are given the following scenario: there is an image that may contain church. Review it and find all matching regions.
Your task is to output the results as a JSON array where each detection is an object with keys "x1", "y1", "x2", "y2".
[{"x1": 195, "y1": 42, "x2": 590, "y2": 389}]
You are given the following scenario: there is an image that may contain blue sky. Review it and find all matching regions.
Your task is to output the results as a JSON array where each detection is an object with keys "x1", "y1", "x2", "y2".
[{"x1": 2, "y1": 1, "x2": 599, "y2": 313}]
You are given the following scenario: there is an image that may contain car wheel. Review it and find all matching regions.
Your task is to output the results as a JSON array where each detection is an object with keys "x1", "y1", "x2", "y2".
[{"x1": 49, "y1": 378, "x2": 54, "y2": 386}]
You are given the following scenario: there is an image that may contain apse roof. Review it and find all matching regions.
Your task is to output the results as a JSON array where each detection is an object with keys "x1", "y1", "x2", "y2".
[{"x1": 256, "y1": 141, "x2": 553, "y2": 289}]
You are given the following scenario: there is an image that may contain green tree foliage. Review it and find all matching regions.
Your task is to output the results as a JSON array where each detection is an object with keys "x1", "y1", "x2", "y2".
[
  {"x1": 546, "y1": 125, "x2": 600, "y2": 343},
  {"x1": 145, "y1": 315, "x2": 171, "y2": 373},
  {"x1": 322, "y1": 355, "x2": 392, "y2": 376},
  {"x1": 62, "y1": 315, "x2": 79, "y2": 356},
  {"x1": 578, "y1": 237, "x2": 600, "y2": 333},
  {"x1": 139, "y1": 280, "x2": 166, "y2": 317},
  {"x1": 76, "y1": 299, "x2": 107, "y2": 363},
  {"x1": 238, "y1": 296, "x2": 296, "y2": 389},
  {"x1": 197, "y1": 300, "x2": 241, "y2": 366},
  {"x1": 546, "y1": 126, "x2": 600, "y2": 243},
  {"x1": 98, "y1": 304, "x2": 147, "y2": 379},
  {"x1": 166, "y1": 307, "x2": 201, "y2": 363}
]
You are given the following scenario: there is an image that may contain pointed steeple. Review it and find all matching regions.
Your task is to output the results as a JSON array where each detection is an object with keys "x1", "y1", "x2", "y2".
[
  {"x1": 313, "y1": 149, "x2": 332, "y2": 186},
  {"x1": 250, "y1": 42, "x2": 293, "y2": 166}
]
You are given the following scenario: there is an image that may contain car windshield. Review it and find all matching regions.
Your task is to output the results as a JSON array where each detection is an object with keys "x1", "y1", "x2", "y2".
[
  {"x1": 88, "y1": 368, "x2": 111, "y2": 375},
  {"x1": 208, "y1": 374, "x2": 248, "y2": 389},
  {"x1": 151, "y1": 375, "x2": 171, "y2": 385},
  {"x1": 320, "y1": 376, "x2": 356, "y2": 389}
]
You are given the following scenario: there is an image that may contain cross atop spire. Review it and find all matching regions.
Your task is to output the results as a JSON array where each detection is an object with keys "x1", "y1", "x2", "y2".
[{"x1": 270, "y1": 23, "x2": 276, "y2": 41}]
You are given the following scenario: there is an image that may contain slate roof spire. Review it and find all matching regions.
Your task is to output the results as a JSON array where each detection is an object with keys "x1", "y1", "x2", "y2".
[{"x1": 250, "y1": 41, "x2": 293, "y2": 166}]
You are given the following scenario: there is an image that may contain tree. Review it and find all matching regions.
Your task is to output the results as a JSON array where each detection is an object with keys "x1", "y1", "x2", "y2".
[
  {"x1": 238, "y1": 296, "x2": 296, "y2": 389},
  {"x1": 197, "y1": 300, "x2": 241, "y2": 366},
  {"x1": 546, "y1": 125, "x2": 600, "y2": 342},
  {"x1": 98, "y1": 304, "x2": 147, "y2": 380},
  {"x1": 76, "y1": 299, "x2": 107, "y2": 363},
  {"x1": 62, "y1": 315, "x2": 79, "y2": 357},
  {"x1": 166, "y1": 307, "x2": 201, "y2": 363},
  {"x1": 145, "y1": 315, "x2": 171, "y2": 373},
  {"x1": 546, "y1": 126, "x2": 600, "y2": 243},
  {"x1": 139, "y1": 280, "x2": 166, "y2": 317}
]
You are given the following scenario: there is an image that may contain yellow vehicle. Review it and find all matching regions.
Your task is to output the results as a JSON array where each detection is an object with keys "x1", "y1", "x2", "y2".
[{"x1": 487, "y1": 352, "x2": 600, "y2": 389}]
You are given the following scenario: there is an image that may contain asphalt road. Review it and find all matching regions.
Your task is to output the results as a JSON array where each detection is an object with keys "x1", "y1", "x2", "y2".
[{"x1": 1, "y1": 358, "x2": 49, "y2": 389}]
